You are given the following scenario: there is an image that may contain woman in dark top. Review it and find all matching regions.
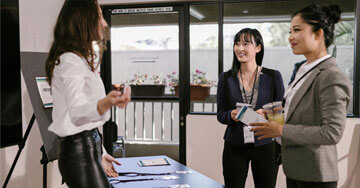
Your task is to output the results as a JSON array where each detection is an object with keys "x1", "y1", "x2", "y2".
[{"x1": 216, "y1": 28, "x2": 284, "y2": 188}]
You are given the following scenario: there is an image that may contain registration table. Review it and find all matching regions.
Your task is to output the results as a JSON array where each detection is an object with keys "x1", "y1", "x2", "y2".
[{"x1": 108, "y1": 155, "x2": 224, "y2": 188}]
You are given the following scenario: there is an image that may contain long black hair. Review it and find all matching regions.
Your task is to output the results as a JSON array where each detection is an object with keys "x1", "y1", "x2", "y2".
[
  {"x1": 292, "y1": 4, "x2": 341, "y2": 48},
  {"x1": 230, "y1": 28, "x2": 264, "y2": 76}
]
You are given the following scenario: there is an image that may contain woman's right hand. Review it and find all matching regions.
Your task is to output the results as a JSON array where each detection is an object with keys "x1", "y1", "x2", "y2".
[
  {"x1": 97, "y1": 87, "x2": 131, "y2": 115},
  {"x1": 114, "y1": 86, "x2": 131, "y2": 108},
  {"x1": 231, "y1": 109, "x2": 240, "y2": 122}
]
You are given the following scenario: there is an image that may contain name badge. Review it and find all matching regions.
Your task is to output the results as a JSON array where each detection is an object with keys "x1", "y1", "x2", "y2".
[{"x1": 243, "y1": 126, "x2": 255, "y2": 143}]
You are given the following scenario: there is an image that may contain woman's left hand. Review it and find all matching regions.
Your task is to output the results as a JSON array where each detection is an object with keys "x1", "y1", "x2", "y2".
[
  {"x1": 255, "y1": 109, "x2": 267, "y2": 118},
  {"x1": 250, "y1": 121, "x2": 283, "y2": 140},
  {"x1": 102, "y1": 153, "x2": 121, "y2": 177}
]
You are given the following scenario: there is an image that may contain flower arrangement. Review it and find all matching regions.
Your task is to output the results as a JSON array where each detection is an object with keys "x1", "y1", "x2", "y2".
[
  {"x1": 150, "y1": 74, "x2": 166, "y2": 85},
  {"x1": 128, "y1": 73, "x2": 165, "y2": 85},
  {"x1": 127, "y1": 73, "x2": 166, "y2": 96},
  {"x1": 167, "y1": 69, "x2": 215, "y2": 93},
  {"x1": 129, "y1": 73, "x2": 148, "y2": 85},
  {"x1": 191, "y1": 69, "x2": 215, "y2": 86},
  {"x1": 167, "y1": 71, "x2": 179, "y2": 92}
]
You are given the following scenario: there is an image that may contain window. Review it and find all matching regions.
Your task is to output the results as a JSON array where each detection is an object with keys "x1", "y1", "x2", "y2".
[
  {"x1": 223, "y1": 0, "x2": 356, "y2": 114},
  {"x1": 190, "y1": 4, "x2": 219, "y2": 113}
]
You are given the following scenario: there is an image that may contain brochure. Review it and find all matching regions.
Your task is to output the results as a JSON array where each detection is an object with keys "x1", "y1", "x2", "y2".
[
  {"x1": 35, "y1": 77, "x2": 53, "y2": 108},
  {"x1": 235, "y1": 103, "x2": 267, "y2": 125}
]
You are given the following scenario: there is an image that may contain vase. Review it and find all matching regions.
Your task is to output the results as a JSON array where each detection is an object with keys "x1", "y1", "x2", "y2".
[
  {"x1": 130, "y1": 84, "x2": 165, "y2": 97},
  {"x1": 174, "y1": 84, "x2": 211, "y2": 101}
]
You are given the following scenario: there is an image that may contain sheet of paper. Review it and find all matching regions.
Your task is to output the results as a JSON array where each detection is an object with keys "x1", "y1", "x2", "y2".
[
  {"x1": 35, "y1": 77, "x2": 53, "y2": 108},
  {"x1": 138, "y1": 158, "x2": 170, "y2": 167}
]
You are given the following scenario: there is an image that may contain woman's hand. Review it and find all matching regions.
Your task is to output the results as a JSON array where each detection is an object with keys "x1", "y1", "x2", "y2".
[
  {"x1": 231, "y1": 109, "x2": 240, "y2": 122},
  {"x1": 255, "y1": 109, "x2": 267, "y2": 118},
  {"x1": 115, "y1": 86, "x2": 131, "y2": 109},
  {"x1": 97, "y1": 87, "x2": 131, "y2": 115},
  {"x1": 102, "y1": 153, "x2": 121, "y2": 177},
  {"x1": 250, "y1": 121, "x2": 283, "y2": 140}
]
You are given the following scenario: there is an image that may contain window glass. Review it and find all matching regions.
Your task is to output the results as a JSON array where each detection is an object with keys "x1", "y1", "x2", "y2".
[
  {"x1": 111, "y1": 12, "x2": 179, "y2": 95},
  {"x1": 224, "y1": 0, "x2": 355, "y2": 114},
  {"x1": 190, "y1": 4, "x2": 218, "y2": 113},
  {"x1": 110, "y1": 10, "x2": 180, "y2": 142}
]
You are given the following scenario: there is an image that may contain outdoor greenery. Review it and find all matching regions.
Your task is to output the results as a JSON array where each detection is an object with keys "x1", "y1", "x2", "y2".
[{"x1": 268, "y1": 22, "x2": 291, "y2": 47}]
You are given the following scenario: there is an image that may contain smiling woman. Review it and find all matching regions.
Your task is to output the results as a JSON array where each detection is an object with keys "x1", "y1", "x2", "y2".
[
  {"x1": 251, "y1": 4, "x2": 352, "y2": 188},
  {"x1": 289, "y1": 16, "x2": 329, "y2": 61},
  {"x1": 217, "y1": 28, "x2": 285, "y2": 188}
]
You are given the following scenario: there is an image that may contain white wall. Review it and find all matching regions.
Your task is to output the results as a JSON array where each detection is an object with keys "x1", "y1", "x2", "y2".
[
  {"x1": 187, "y1": 115, "x2": 360, "y2": 187},
  {"x1": 19, "y1": 0, "x2": 62, "y2": 52}
]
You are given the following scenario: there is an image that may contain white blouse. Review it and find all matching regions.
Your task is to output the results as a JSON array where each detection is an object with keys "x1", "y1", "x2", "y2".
[{"x1": 48, "y1": 52, "x2": 110, "y2": 137}]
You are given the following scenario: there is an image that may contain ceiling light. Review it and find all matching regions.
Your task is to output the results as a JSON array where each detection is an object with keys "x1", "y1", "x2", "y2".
[
  {"x1": 190, "y1": 7, "x2": 205, "y2": 21},
  {"x1": 224, "y1": 15, "x2": 291, "y2": 23}
]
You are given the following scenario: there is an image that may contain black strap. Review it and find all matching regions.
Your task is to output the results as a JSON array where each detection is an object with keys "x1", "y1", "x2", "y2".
[
  {"x1": 223, "y1": 68, "x2": 277, "y2": 108},
  {"x1": 117, "y1": 172, "x2": 171, "y2": 177},
  {"x1": 290, "y1": 57, "x2": 330, "y2": 89},
  {"x1": 282, "y1": 56, "x2": 331, "y2": 107},
  {"x1": 239, "y1": 66, "x2": 258, "y2": 105},
  {"x1": 109, "y1": 178, "x2": 156, "y2": 184}
]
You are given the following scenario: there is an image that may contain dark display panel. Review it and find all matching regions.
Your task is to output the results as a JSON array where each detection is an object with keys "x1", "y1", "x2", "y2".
[{"x1": 1, "y1": 0, "x2": 23, "y2": 148}]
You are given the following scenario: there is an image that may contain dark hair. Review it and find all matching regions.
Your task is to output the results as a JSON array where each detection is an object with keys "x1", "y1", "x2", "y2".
[
  {"x1": 292, "y1": 4, "x2": 341, "y2": 48},
  {"x1": 231, "y1": 28, "x2": 264, "y2": 76},
  {"x1": 45, "y1": 0, "x2": 109, "y2": 85}
]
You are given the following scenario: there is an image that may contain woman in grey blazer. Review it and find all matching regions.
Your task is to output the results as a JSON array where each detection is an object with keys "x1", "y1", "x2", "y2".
[{"x1": 250, "y1": 4, "x2": 352, "y2": 188}]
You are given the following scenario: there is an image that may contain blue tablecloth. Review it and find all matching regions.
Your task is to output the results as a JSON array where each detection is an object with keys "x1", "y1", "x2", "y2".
[{"x1": 108, "y1": 155, "x2": 224, "y2": 188}]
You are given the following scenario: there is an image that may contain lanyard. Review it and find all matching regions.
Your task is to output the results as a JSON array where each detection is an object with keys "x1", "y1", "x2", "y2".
[
  {"x1": 239, "y1": 66, "x2": 258, "y2": 105},
  {"x1": 109, "y1": 176, "x2": 179, "y2": 184},
  {"x1": 283, "y1": 57, "x2": 331, "y2": 107},
  {"x1": 117, "y1": 170, "x2": 193, "y2": 177},
  {"x1": 290, "y1": 57, "x2": 330, "y2": 89},
  {"x1": 117, "y1": 172, "x2": 171, "y2": 177}
]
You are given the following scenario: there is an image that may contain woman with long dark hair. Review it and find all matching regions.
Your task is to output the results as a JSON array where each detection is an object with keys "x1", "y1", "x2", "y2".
[
  {"x1": 216, "y1": 28, "x2": 285, "y2": 188},
  {"x1": 45, "y1": 0, "x2": 130, "y2": 187},
  {"x1": 251, "y1": 4, "x2": 351, "y2": 188}
]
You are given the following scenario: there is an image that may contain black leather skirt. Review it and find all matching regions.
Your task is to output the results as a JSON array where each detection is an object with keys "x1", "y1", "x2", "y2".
[{"x1": 58, "y1": 129, "x2": 111, "y2": 188}]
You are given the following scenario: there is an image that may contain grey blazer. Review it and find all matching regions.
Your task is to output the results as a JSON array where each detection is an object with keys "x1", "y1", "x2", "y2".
[{"x1": 282, "y1": 57, "x2": 352, "y2": 182}]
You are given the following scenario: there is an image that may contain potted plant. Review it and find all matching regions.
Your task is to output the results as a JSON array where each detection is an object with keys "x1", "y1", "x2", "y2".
[
  {"x1": 168, "y1": 69, "x2": 215, "y2": 100},
  {"x1": 167, "y1": 71, "x2": 179, "y2": 94},
  {"x1": 128, "y1": 73, "x2": 166, "y2": 97}
]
